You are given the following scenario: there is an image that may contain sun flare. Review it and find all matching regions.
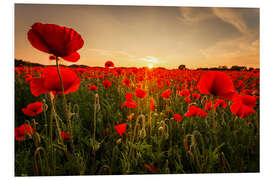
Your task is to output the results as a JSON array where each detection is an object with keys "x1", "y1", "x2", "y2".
[{"x1": 148, "y1": 63, "x2": 153, "y2": 69}]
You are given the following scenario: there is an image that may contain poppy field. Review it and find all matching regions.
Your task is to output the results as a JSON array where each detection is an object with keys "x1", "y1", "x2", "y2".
[{"x1": 14, "y1": 23, "x2": 259, "y2": 176}]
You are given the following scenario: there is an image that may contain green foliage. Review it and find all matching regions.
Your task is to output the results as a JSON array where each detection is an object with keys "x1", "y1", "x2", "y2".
[{"x1": 14, "y1": 70, "x2": 259, "y2": 176}]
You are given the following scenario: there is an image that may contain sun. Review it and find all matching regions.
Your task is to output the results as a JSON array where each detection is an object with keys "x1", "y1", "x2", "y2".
[{"x1": 148, "y1": 63, "x2": 153, "y2": 69}]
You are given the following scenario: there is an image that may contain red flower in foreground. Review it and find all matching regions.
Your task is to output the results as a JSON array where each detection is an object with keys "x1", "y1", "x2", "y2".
[
  {"x1": 28, "y1": 22, "x2": 84, "y2": 62},
  {"x1": 230, "y1": 102, "x2": 255, "y2": 118},
  {"x1": 173, "y1": 113, "x2": 182, "y2": 122},
  {"x1": 105, "y1": 61, "x2": 114, "y2": 68},
  {"x1": 135, "y1": 88, "x2": 147, "y2": 99},
  {"x1": 22, "y1": 102, "x2": 43, "y2": 116},
  {"x1": 60, "y1": 131, "x2": 70, "y2": 140},
  {"x1": 121, "y1": 93, "x2": 138, "y2": 109},
  {"x1": 161, "y1": 89, "x2": 171, "y2": 99},
  {"x1": 197, "y1": 71, "x2": 236, "y2": 100},
  {"x1": 114, "y1": 123, "x2": 127, "y2": 136},
  {"x1": 144, "y1": 164, "x2": 158, "y2": 172},
  {"x1": 230, "y1": 94, "x2": 256, "y2": 118},
  {"x1": 238, "y1": 94, "x2": 257, "y2": 107},
  {"x1": 15, "y1": 124, "x2": 34, "y2": 141},
  {"x1": 102, "y1": 80, "x2": 112, "y2": 88},
  {"x1": 184, "y1": 105, "x2": 208, "y2": 117},
  {"x1": 30, "y1": 66, "x2": 81, "y2": 96}
]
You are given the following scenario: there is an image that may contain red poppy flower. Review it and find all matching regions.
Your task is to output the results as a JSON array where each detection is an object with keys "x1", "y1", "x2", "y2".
[
  {"x1": 230, "y1": 94, "x2": 256, "y2": 118},
  {"x1": 30, "y1": 66, "x2": 81, "y2": 96},
  {"x1": 105, "y1": 61, "x2": 114, "y2": 68},
  {"x1": 197, "y1": 71, "x2": 236, "y2": 100},
  {"x1": 123, "y1": 78, "x2": 131, "y2": 87},
  {"x1": 179, "y1": 89, "x2": 190, "y2": 97},
  {"x1": 150, "y1": 98, "x2": 155, "y2": 112},
  {"x1": 15, "y1": 124, "x2": 34, "y2": 141},
  {"x1": 204, "y1": 100, "x2": 212, "y2": 111},
  {"x1": 136, "y1": 76, "x2": 144, "y2": 82},
  {"x1": 60, "y1": 131, "x2": 70, "y2": 140},
  {"x1": 184, "y1": 105, "x2": 208, "y2": 117},
  {"x1": 88, "y1": 85, "x2": 98, "y2": 91},
  {"x1": 125, "y1": 92, "x2": 133, "y2": 102},
  {"x1": 15, "y1": 67, "x2": 24, "y2": 75},
  {"x1": 102, "y1": 80, "x2": 112, "y2": 88},
  {"x1": 121, "y1": 93, "x2": 138, "y2": 109},
  {"x1": 184, "y1": 97, "x2": 192, "y2": 103},
  {"x1": 144, "y1": 164, "x2": 158, "y2": 172},
  {"x1": 192, "y1": 93, "x2": 200, "y2": 100},
  {"x1": 238, "y1": 95, "x2": 257, "y2": 107},
  {"x1": 24, "y1": 74, "x2": 32, "y2": 83},
  {"x1": 173, "y1": 113, "x2": 182, "y2": 122},
  {"x1": 161, "y1": 89, "x2": 171, "y2": 99},
  {"x1": 135, "y1": 88, "x2": 147, "y2": 99},
  {"x1": 214, "y1": 99, "x2": 227, "y2": 110},
  {"x1": 114, "y1": 123, "x2": 127, "y2": 136},
  {"x1": 22, "y1": 102, "x2": 43, "y2": 116},
  {"x1": 230, "y1": 101, "x2": 255, "y2": 118},
  {"x1": 28, "y1": 22, "x2": 84, "y2": 62}
]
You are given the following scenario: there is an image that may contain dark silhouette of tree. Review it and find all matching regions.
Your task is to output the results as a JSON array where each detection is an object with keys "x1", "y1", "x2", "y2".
[
  {"x1": 231, "y1": 65, "x2": 247, "y2": 71},
  {"x1": 178, "y1": 64, "x2": 186, "y2": 70}
]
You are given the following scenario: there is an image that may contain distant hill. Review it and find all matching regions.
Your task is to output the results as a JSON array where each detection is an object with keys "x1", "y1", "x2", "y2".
[
  {"x1": 15, "y1": 59, "x2": 44, "y2": 67},
  {"x1": 15, "y1": 59, "x2": 90, "y2": 68},
  {"x1": 15, "y1": 59, "x2": 259, "y2": 71}
]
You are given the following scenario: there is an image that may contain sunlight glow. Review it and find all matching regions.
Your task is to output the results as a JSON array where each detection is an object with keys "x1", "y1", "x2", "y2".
[
  {"x1": 148, "y1": 63, "x2": 153, "y2": 69},
  {"x1": 148, "y1": 56, "x2": 158, "y2": 63},
  {"x1": 141, "y1": 56, "x2": 159, "y2": 64}
]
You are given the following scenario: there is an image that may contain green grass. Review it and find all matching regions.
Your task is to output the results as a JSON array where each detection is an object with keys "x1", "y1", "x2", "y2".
[{"x1": 14, "y1": 69, "x2": 259, "y2": 176}]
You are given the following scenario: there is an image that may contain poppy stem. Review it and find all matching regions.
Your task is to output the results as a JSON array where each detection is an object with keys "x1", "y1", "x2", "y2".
[
  {"x1": 211, "y1": 96, "x2": 218, "y2": 146},
  {"x1": 49, "y1": 93, "x2": 55, "y2": 173},
  {"x1": 50, "y1": 92, "x2": 74, "y2": 174},
  {"x1": 55, "y1": 57, "x2": 75, "y2": 156},
  {"x1": 92, "y1": 93, "x2": 98, "y2": 173}
]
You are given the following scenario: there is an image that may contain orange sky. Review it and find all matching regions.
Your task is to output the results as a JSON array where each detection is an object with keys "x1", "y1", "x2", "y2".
[{"x1": 15, "y1": 4, "x2": 259, "y2": 69}]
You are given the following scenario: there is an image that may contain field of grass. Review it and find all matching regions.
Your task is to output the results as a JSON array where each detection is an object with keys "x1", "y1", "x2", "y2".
[{"x1": 14, "y1": 65, "x2": 259, "y2": 176}]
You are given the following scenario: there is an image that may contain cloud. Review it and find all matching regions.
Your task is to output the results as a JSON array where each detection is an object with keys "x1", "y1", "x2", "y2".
[
  {"x1": 87, "y1": 48, "x2": 135, "y2": 59},
  {"x1": 211, "y1": 8, "x2": 249, "y2": 35},
  {"x1": 140, "y1": 56, "x2": 158, "y2": 63},
  {"x1": 199, "y1": 37, "x2": 259, "y2": 67},
  {"x1": 178, "y1": 7, "x2": 258, "y2": 36},
  {"x1": 178, "y1": 7, "x2": 214, "y2": 24}
]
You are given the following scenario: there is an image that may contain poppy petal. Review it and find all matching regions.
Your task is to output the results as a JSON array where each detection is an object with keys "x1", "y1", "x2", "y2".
[
  {"x1": 27, "y1": 24, "x2": 51, "y2": 54},
  {"x1": 22, "y1": 108, "x2": 35, "y2": 116},
  {"x1": 62, "y1": 52, "x2": 80, "y2": 62},
  {"x1": 30, "y1": 77, "x2": 49, "y2": 97},
  {"x1": 28, "y1": 22, "x2": 84, "y2": 58},
  {"x1": 114, "y1": 124, "x2": 127, "y2": 136}
]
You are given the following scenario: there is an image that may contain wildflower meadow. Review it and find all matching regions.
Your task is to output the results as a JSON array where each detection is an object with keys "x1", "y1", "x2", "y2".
[{"x1": 15, "y1": 22, "x2": 259, "y2": 176}]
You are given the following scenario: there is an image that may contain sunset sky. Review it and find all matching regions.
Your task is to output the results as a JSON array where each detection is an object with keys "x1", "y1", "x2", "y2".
[{"x1": 15, "y1": 4, "x2": 259, "y2": 69}]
